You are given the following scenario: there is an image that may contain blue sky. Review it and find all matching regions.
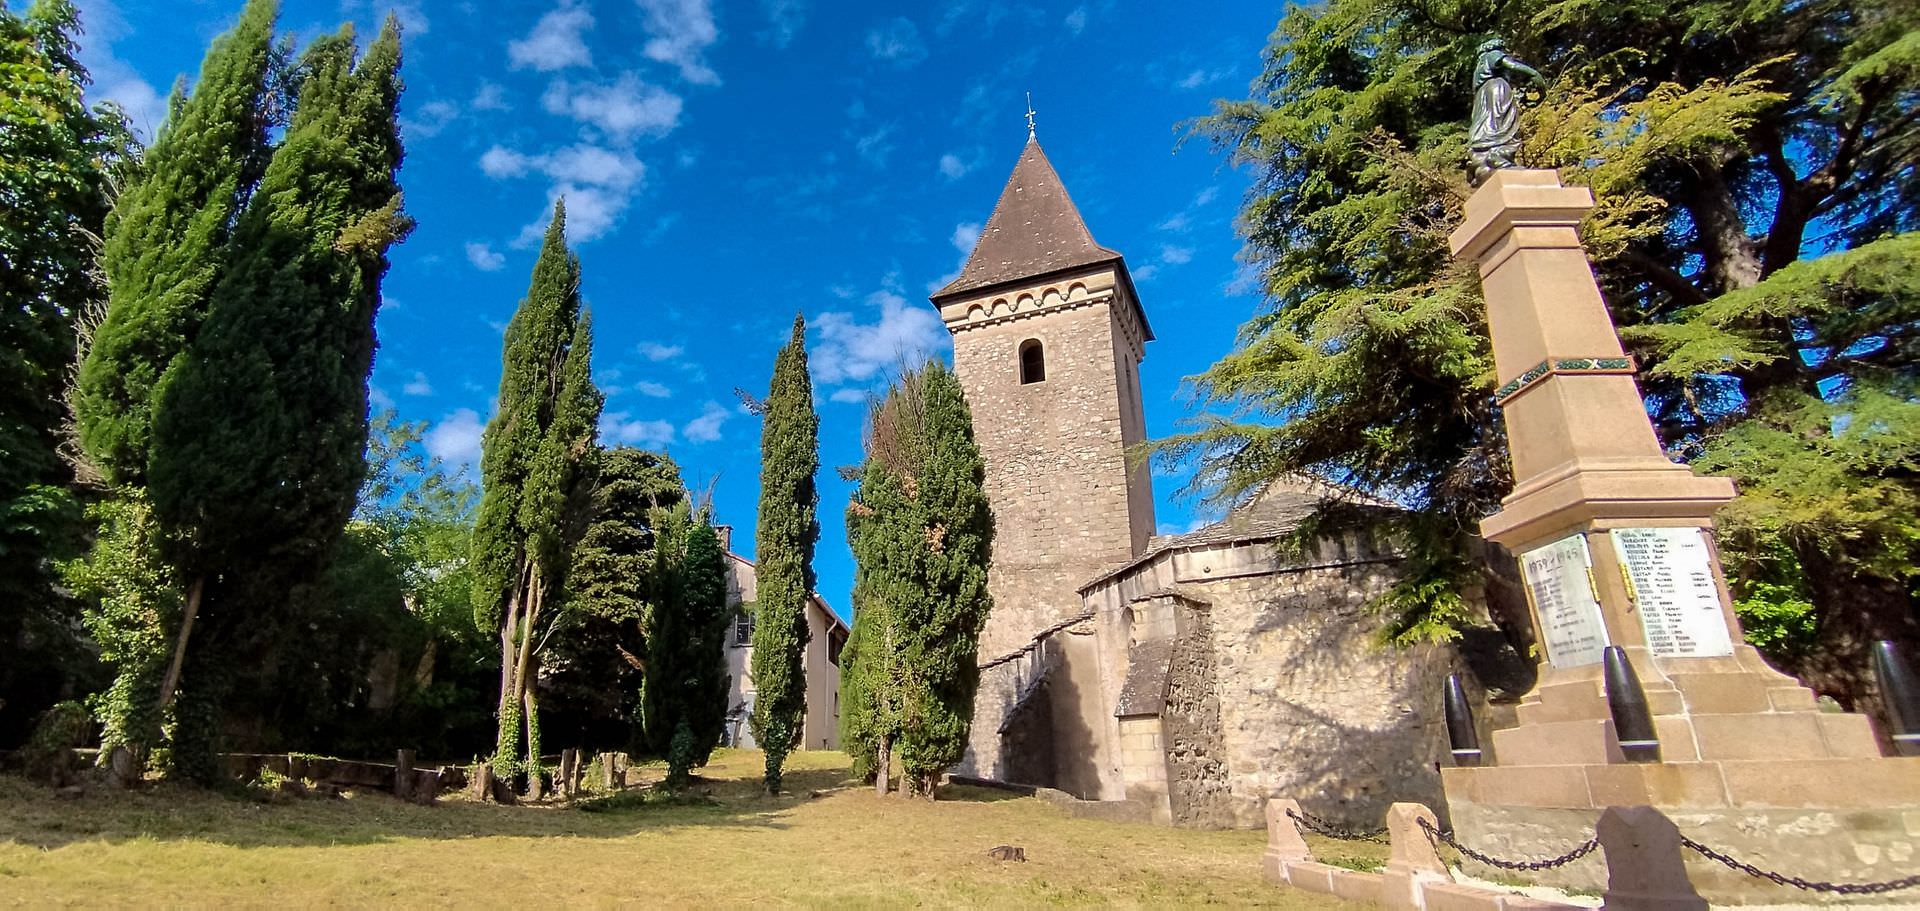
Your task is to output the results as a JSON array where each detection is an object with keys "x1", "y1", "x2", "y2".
[{"x1": 75, "y1": 0, "x2": 1282, "y2": 620}]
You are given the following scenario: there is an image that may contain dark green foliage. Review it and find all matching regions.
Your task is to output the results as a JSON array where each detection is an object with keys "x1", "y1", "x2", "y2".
[
  {"x1": 21, "y1": 700, "x2": 91, "y2": 783},
  {"x1": 1177, "y1": 0, "x2": 1920, "y2": 693},
  {"x1": 469, "y1": 202, "x2": 602, "y2": 784},
  {"x1": 644, "y1": 515, "x2": 732, "y2": 786},
  {"x1": 840, "y1": 362, "x2": 994, "y2": 796},
  {"x1": 63, "y1": 494, "x2": 177, "y2": 761},
  {"x1": 133, "y1": 20, "x2": 406, "y2": 782},
  {"x1": 547, "y1": 447, "x2": 684, "y2": 753},
  {"x1": 0, "y1": 0, "x2": 127, "y2": 749},
  {"x1": 750, "y1": 315, "x2": 820, "y2": 793},
  {"x1": 75, "y1": 0, "x2": 277, "y2": 485}
]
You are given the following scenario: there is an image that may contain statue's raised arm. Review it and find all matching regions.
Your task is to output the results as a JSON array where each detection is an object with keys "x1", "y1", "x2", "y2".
[{"x1": 1467, "y1": 38, "x2": 1544, "y2": 185}]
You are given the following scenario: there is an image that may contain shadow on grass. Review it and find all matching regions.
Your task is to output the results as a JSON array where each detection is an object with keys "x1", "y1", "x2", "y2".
[
  {"x1": 938, "y1": 783, "x2": 1027, "y2": 803},
  {"x1": 0, "y1": 750, "x2": 862, "y2": 852}
]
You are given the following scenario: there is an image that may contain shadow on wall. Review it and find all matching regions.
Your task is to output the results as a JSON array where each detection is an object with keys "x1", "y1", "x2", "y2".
[
  {"x1": 1044, "y1": 634, "x2": 1103, "y2": 799},
  {"x1": 1230, "y1": 559, "x2": 1477, "y2": 830}
]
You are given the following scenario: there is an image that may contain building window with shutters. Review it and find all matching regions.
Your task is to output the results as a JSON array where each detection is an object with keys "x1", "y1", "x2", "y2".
[{"x1": 733, "y1": 606, "x2": 754, "y2": 647}]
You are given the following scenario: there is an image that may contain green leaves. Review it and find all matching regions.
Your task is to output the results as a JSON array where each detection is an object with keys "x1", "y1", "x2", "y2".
[{"x1": 750, "y1": 315, "x2": 820, "y2": 792}]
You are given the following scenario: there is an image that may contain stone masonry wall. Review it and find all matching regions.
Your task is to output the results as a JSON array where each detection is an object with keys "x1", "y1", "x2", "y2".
[
  {"x1": 1202, "y1": 562, "x2": 1463, "y2": 829},
  {"x1": 943, "y1": 266, "x2": 1149, "y2": 781}
]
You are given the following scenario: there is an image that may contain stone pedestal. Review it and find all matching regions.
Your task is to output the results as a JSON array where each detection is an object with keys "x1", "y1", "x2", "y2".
[{"x1": 1440, "y1": 170, "x2": 1920, "y2": 904}]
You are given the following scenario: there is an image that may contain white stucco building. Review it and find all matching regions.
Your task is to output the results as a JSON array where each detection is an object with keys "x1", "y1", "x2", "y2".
[{"x1": 715, "y1": 526, "x2": 848, "y2": 751}]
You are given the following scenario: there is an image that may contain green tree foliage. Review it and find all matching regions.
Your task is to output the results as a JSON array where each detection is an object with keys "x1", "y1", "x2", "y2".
[
  {"x1": 75, "y1": 0, "x2": 276, "y2": 485},
  {"x1": 0, "y1": 0, "x2": 128, "y2": 748},
  {"x1": 750, "y1": 315, "x2": 819, "y2": 793},
  {"x1": 470, "y1": 202, "x2": 602, "y2": 790},
  {"x1": 252, "y1": 412, "x2": 495, "y2": 759},
  {"x1": 62, "y1": 493, "x2": 179, "y2": 760},
  {"x1": 1176, "y1": 0, "x2": 1920, "y2": 697},
  {"x1": 643, "y1": 512, "x2": 732, "y2": 787},
  {"x1": 136, "y1": 20, "x2": 407, "y2": 780},
  {"x1": 548, "y1": 447, "x2": 683, "y2": 752},
  {"x1": 840, "y1": 362, "x2": 994, "y2": 797}
]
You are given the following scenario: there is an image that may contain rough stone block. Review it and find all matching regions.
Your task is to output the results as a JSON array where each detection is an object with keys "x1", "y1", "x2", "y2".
[
  {"x1": 1814, "y1": 712, "x2": 1885, "y2": 758},
  {"x1": 1667, "y1": 672, "x2": 1770, "y2": 714},
  {"x1": 1420, "y1": 882, "x2": 1506, "y2": 911},
  {"x1": 1445, "y1": 765, "x2": 1596, "y2": 809},
  {"x1": 1691, "y1": 713, "x2": 1831, "y2": 761},
  {"x1": 1328, "y1": 868, "x2": 1385, "y2": 904},
  {"x1": 1720, "y1": 757, "x2": 1920, "y2": 808},
  {"x1": 1583, "y1": 763, "x2": 1729, "y2": 809},
  {"x1": 1280, "y1": 861, "x2": 1336, "y2": 894}
]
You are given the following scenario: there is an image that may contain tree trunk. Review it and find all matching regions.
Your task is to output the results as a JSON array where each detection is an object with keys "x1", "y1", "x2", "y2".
[
  {"x1": 155, "y1": 574, "x2": 206, "y2": 714},
  {"x1": 523, "y1": 688, "x2": 544, "y2": 800},
  {"x1": 874, "y1": 736, "x2": 891, "y2": 797}
]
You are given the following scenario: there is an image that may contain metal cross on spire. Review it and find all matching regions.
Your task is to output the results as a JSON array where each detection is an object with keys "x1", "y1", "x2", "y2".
[{"x1": 1025, "y1": 92, "x2": 1037, "y2": 139}]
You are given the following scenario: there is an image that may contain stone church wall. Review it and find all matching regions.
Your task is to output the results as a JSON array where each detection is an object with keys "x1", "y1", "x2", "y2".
[{"x1": 946, "y1": 268, "x2": 1150, "y2": 782}]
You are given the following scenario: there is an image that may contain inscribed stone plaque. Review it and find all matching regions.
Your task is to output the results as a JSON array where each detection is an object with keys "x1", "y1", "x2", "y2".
[
  {"x1": 1520, "y1": 534, "x2": 1608, "y2": 668},
  {"x1": 1610, "y1": 527, "x2": 1735, "y2": 658}
]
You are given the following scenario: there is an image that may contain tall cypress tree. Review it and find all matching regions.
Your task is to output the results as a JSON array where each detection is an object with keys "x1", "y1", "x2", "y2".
[
  {"x1": 75, "y1": 0, "x2": 276, "y2": 485},
  {"x1": 643, "y1": 513, "x2": 732, "y2": 787},
  {"x1": 140, "y1": 19, "x2": 408, "y2": 781},
  {"x1": 749, "y1": 314, "x2": 819, "y2": 793},
  {"x1": 839, "y1": 362, "x2": 993, "y2": 798},
  {"x1": 471, "y1": 202, "x2": 602, "y2": 794},
  {"x1": 67, "y1": 0, "x2": 274, "y2": 769}
]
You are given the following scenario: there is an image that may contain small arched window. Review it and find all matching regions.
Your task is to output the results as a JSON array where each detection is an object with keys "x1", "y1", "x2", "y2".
[{"x1": 1019, "y1": 339, "x2": 1046, "y2": 384}]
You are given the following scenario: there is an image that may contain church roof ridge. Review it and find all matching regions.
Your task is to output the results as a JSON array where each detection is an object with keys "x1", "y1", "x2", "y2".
[{"x1": 932, "y1": 136, "x2": 1125, "y2": 300}]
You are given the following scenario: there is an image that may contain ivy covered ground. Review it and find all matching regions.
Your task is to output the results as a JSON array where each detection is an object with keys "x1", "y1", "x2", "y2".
[{"x1": 0, "y1": 749, "x2": 1368, "y2": 908}]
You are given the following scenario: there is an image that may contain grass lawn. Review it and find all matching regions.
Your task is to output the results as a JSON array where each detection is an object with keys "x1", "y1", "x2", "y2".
[{"x1": 0, "y1": 748, "x2": 1369, "y2": 908}]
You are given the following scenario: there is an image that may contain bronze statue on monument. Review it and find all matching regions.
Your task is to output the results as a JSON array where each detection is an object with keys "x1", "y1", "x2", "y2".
[{"x1": 1466, "y1": 38, "x2": 1543, "y2": 185}]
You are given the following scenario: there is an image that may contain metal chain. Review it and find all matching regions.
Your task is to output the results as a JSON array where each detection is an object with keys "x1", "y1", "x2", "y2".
[
  {"x1": 1285, "y1": 807, "x2": 1389, "y2": 844},
  {"x1": 1418, "y1": 817, "x2": 1599, "y2": 871},
  {"x1": 1680, "y1": 835, "x2": 1920, "y2": 895}
]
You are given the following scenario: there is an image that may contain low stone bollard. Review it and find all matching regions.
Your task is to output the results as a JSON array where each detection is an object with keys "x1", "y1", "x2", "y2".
[
  {"x1": 1381, "y1": 803, "x2": 1451, "y2": 911},
  {"x1": 1597, "y1": 806, "x2": 1708, "y2": 911},
  {"x1": 1263, "y1": 798, "x2": 1314, "y2": 880}
]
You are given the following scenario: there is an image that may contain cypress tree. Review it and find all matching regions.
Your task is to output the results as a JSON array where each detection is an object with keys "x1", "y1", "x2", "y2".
[
  {"x1": 75, "y1": 0, "x2": 276, "y2": 485},
  {"x1": 840, "y1": 362, "x2": 994, "y2": 798},
  {"x1": 749, "y1": 314, "x2": 819, "y2": 793},
  {"x1": 471, "y1": 202, "x2": 602, "y2": 794},
  {"x1": 139, "y1": 18, "x2": 408, "y2": 781},
  {"x1": 562, "y1": 446, "x2": 684, "y2": 750},
  {"x1": 643, "y1": 512, "x2": 731, "y2": 787}
]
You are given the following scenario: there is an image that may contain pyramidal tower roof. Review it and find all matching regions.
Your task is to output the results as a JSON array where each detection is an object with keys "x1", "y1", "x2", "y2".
[{"x1": 932, "y1": 137, "x2": 1125, "y2": 300}]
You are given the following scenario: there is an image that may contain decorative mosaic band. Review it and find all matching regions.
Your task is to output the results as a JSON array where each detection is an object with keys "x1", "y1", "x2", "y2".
[{"x1": 1494, "y1": 356, "x2": 1635, "y2": 404}]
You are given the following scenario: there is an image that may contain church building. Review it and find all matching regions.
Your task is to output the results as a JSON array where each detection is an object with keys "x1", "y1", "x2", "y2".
[{"x1": 931, "y1": 136, "x2": 1507, "y2": 827}]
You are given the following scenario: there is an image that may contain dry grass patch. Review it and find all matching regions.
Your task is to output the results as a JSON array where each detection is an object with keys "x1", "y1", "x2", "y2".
[{"x1": 0, "y1": 749, "x2": 1364, "y2": 908}]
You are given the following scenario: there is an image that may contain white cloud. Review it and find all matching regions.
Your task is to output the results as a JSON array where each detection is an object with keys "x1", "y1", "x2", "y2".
[
  {"x1": 369, "y1": 385, "x2": 395, "y2": 411},
  {"x1": 341, "y1": 0, "x2": 429, "y2": 35},
  {"x1": 1194, "y1": 186, "x2": 1220, "y2": 207},
  {"x1": 472, "y1": 81, "x2": 509, "y2": 111},
  {"x1": 854, "y1": 124, "x2": 896, "y2": 167},
  {"x1": 951, "y1": 221, "x2": 982, "y2": 253},
  {"x1": 938, "y1": 152, "x2": 971, "y2": 179},
  {"x1": 865, "y1": 17, "x2": 926, "y2": 66},
  {"x1": 1176, "y1": 67, "x2": 1232, "y2": 90},
  {"x1": 426, "y1": 408, "x2": 486, "y2": 474},
  {"x1": 480, "y1": 146, "x2": 533, "y2": 179},
  {"x1": 401, "y1": 99, "x2": 459, "y2": 138},
  {"x1": 1064, "y1": 5, "x2": 1087, "y2": 34},
  {"x1": 509, "y1": 2, "x2": 594, "y2": 72},
  {"x1": 542, "y1": 73, "x2": 683, "y2": 141},
  {"x1": 760, "y1": 0, "x2": 806, "y2": 47},
  {"x1": 636, "y1": 380, "x2": 672, "y2": 398},
  {"x1": 1160, "y1": 245, "x2": 1194, "y2": 265},
  {"x1": 465, "y1": 241, "x2": 506, "y2": 271},
  {"x1": 602, "y1": 411, "x2": 677, "y2": 448},
  {"x1": 811, "y1": 290, "x2": 950, "y2": 386},
  {"x1": 637, "y1": 341, "x2": 685, "y2": 361},
  {"x1": 635, "y1": 0, "x2": 721, "y2": 85},
  {"x1": 72, "y1": 0, "x2": 165, "y2": 141},
  {"x1": 483, "y1": 144, "x2": 647, "y2": 246},
  {"x1": 829, "y1": 387, "x2": 869, "y2": 404},
  {"x1": 682, "y1": 401, "x2": 731, "y2": 442},
  {"x1": 403, "y1": 371, "x2": 434, "y2": 396},
  {"x1": 1133, "y1": 263, "x2": 1160, "y2": 281}
]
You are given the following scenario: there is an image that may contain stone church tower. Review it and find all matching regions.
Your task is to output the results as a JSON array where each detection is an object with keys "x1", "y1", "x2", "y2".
[{"x1": 930, "y1": 136, "x2": 1154, "y2": 788}]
